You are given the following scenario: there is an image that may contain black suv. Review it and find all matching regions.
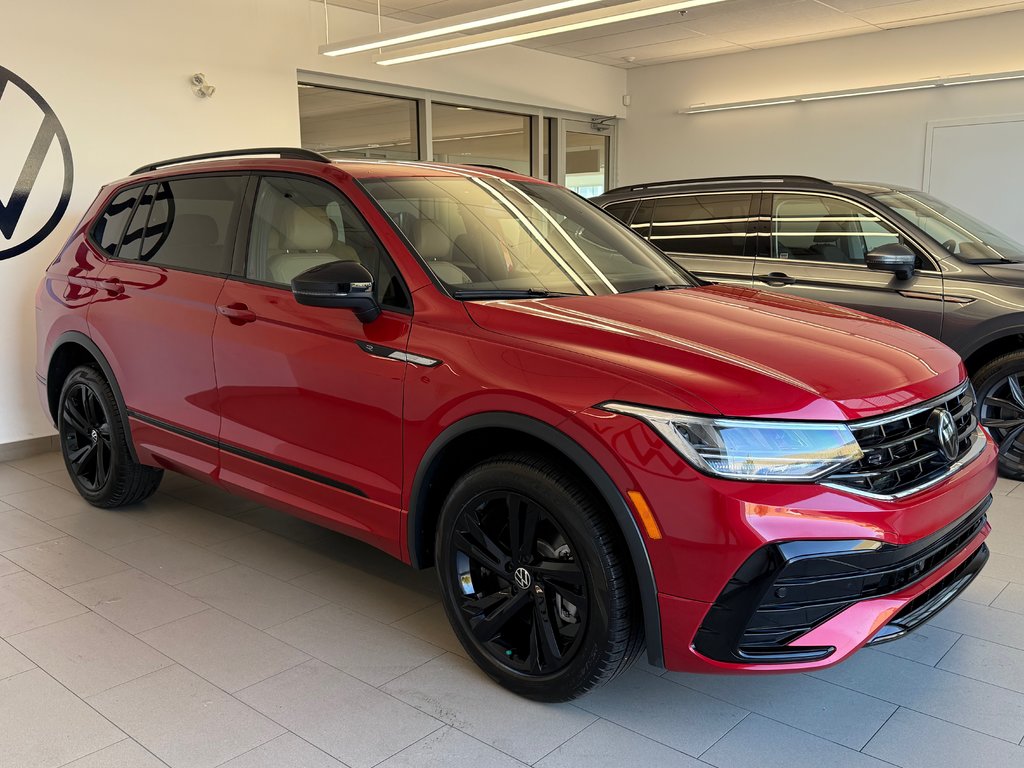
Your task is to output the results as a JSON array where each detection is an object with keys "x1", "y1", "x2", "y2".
[{"x1": 595, "y1": 176, "x2": 1024, "y2": 479}]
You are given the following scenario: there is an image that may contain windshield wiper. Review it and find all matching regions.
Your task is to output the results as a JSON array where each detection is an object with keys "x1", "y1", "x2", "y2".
[
  {"x1": 619, "y1": 283, "x2": 690, "y2": 294},
  {"x1": 452, "y1": 288, "x2": 579, "y2": 300}
]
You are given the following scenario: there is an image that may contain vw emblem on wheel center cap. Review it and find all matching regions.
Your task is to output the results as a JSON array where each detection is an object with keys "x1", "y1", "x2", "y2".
[
  {"x1": 513, "y1": 567, "x2": 532, "y2": 590},
  {"x1": 928, "y1": 408, "x2": 959, "y2": 462},
  {"x1": 89, "y1": 428, "x2": 99, "y2": 444}
]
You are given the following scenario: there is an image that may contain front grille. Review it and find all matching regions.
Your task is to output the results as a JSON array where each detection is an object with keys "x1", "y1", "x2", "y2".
[
  {"x1": 692, "y1": 495, "x2": 991, "y2": 664},
  {"x1": 826, "y1": 383, "x2": 977, "y2": 497}
]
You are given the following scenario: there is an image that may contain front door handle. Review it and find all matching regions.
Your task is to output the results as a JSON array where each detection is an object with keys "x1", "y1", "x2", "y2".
[
  {"x1": 217, "y1": 303, "x2": 257, "y2": 325},
  {"x1": 97, "y1": 278, "x2": 125, "y2": 295},
  {"x1": 756, "y1": 272, "x2": 796, "y2": 286}
]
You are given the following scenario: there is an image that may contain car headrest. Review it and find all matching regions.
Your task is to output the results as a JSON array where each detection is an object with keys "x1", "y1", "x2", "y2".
[
  {"x1": 277, "y1": 204, "x2": 334, "y2": 252},
  {"x1": 173, "y1": 214, "x2": 219, "y2": 246},
  {"x1": 411, "y1": 219, "x2": 452, "y2": 261}
]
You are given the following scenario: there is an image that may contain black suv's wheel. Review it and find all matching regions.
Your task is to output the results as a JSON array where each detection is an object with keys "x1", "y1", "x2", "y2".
[
  {"x1": 976, "y1": 351, "x2": 1024, "y2": 481},
  {"x1": 435, "y1": 453, "x2": 643, "y2": 701},
  {"x1": 58, "y1": 365, "x2": 163, "y2": 507}
]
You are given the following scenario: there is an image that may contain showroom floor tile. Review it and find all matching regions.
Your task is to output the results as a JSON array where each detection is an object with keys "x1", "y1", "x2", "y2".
[{"x1": 1, "y1": 451, "x2": 1024, "y2": 768}]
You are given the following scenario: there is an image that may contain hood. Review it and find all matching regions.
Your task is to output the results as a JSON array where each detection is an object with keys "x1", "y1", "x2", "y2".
[
  {"x1": 465, "y1": 285, "x2": 964, "y2": 421},
  {"x1": 981, "y1": 261, "x2": 1024, "y2": 285}
]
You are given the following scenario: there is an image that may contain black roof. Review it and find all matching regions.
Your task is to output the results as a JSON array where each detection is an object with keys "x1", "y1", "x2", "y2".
[{"x1": 597, "y1": 176, "x2": 913, "y2": 201}]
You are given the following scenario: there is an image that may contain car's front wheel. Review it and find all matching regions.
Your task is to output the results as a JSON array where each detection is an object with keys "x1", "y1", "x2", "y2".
[
  {"x1": 975, "y1": 351, "x2": 1024, "y2": 481},
  {"x1": 435, "y1": 453, "x2": 643, "y2": 701},
  {"x1": 58, "y1": 365, "x2": 163, "y2": 507}
]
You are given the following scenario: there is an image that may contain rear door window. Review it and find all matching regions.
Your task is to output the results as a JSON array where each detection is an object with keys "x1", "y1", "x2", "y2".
[
  {"x1": 112, "y1": 175, "x2": 246, "y2": 274},
  {"x1": 650, "y1": 193, "x2": 756, "y2": 257}
]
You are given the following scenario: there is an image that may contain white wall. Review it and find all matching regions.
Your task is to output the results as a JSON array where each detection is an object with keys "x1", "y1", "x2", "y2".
[
  {"x1": 0, "y1": 0, "x2": 625, "y2": 446},
  {"x1": 621, "y1": 11, "x2": 1024, "y2": 188}
]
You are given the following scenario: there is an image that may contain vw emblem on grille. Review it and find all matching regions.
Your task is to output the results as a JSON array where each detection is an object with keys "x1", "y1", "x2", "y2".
[
  {"x1": 513, "y1": 567, "x2": 532, "y2": 590},
  {"x1": 928, "y1": 408, "x2": 959, "y2": 462}
]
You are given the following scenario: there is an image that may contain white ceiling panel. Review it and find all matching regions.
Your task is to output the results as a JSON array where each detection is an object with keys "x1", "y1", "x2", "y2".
[{"x1": 320, "y1": 0, "x2": 1024, "y2": 67}]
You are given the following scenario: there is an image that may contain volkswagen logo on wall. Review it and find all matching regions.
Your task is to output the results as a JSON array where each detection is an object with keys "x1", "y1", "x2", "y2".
[{"x1": 0, "y1": 65, "x2": 73, "y2": 261}]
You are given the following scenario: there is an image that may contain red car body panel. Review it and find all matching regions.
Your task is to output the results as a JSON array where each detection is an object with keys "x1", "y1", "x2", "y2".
[{"x1": 35, "y1": 156, "x2": 997, "y2": 675}]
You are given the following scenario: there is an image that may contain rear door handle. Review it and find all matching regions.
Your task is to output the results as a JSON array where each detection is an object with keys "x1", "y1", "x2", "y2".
[
  {"x1": 756, "y1": 272, "x2": 796, "y2": 286},
  {"x1": 217, "y1": 303, "x2": 257, "y2": 325},
  {"x1": 97, "y1": 278, "x2": 125, "y2": 295}
]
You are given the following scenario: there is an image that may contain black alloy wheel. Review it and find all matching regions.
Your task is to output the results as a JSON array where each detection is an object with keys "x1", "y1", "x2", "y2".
[
  {"x1": 436, "y1": 453, "x2": 643, "y2": 701},
  {"x1": 58, "y1": 365, "x2": 163, "y2": 507},
  {"x1": 61, "y1": 381, "x2": 113, "y2": 493},
  {"x1": 450, "y1": 489, "x2": 588, "y2": 676},
  {"x1": 976, "y1": 351, "x2": 1024, "y2": 481}
]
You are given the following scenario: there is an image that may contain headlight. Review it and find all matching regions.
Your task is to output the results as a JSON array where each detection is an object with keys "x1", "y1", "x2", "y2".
[{"x1": 602, "y1": 403, "x2": 864, "y2": 482}]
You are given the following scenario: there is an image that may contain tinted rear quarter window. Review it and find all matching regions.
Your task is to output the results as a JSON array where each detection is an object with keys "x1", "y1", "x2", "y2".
[
  {"x1": 92, "y1": 187, "x2": 142, "y2": 256},
  {"x1": 603, "y1": 200, "x2": 637, "y2": 226},
  {"x1": 650, "y1": 194, "x2": 755, "y2": 257}
]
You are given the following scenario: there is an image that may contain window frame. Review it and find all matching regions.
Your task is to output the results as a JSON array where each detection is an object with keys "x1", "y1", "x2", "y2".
[
  {"x1": 759, "y1": 190, "x2": 941, "y2": 273},
  {"x1": 88, "y1": 172, "x2": 252, "y2": 279},
  {"x1": 88, "y1": 184, "x2": 147, "y2": 259},
  {"x1": 234, "y1": 172, "x2": 414, "y2": 315}
]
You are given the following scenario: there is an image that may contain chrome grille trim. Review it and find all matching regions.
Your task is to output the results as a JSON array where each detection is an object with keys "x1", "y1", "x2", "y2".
[{"x1": 821, "y1": 381, "x2": 986, "y2": 501}]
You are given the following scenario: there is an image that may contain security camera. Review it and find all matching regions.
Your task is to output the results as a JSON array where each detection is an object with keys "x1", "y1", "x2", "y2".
[{"x1": 190, "y1": 73, "x2": 216, "y2": 98}]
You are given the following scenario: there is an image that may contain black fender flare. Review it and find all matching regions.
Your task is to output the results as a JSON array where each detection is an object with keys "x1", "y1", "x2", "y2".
[
  {"x1": 408, "y1": 411, "x2": 663, "y2": 666},
  {"x1": 48, "y1": 331, "x2": 139, "y2": 463}
]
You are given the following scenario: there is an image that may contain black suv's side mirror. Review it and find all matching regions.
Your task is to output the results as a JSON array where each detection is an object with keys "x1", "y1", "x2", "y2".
[
  {"x1": 291, "y1": 261, "x2": 381, "y2": 323},
  {"x1": 866, "y1": 243, "x2": 916, "y2": 281}
]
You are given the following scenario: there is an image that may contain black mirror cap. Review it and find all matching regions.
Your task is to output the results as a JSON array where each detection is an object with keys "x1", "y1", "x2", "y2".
[
  {"x1": 866, "y1": 243, "x2": 916, "y2": 280},
  {"x1": 291, "y1": 261, "x2": 381, "y2": 322}
]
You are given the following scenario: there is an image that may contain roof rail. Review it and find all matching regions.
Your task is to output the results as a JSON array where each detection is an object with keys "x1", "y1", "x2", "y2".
[
  {"x1": 464, "y1": 163, "x2": 517, "y2": 174},
  {"x1": 605, "y1": 175, "x2": 832, "y2": 195},
  {"x1": 131, "y1": 147, "x2": 331, "y2": 175}
]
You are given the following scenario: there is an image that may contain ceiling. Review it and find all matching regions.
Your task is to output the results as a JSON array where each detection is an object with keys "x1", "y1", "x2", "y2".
[{"x1": 323, "y1": 0, "x2": 1024, "y2": 67}]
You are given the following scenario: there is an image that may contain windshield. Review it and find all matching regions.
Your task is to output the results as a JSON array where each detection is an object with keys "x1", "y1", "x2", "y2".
[
  {"x1": 873, "y1": 190, "x2": 1024, "y2": 263},
  {"x1": 361, "y1": 175, "x2": 693, "y2": 297}
]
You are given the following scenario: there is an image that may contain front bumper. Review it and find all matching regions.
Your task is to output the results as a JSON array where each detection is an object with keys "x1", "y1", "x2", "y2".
[{"x1": 571, "y1": 407, "x2": 998, "y2": 674}]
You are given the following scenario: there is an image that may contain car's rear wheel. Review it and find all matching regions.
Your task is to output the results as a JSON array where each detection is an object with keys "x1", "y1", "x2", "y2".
[
  {"x1": 975, "y1": 351, "x2": 1024, "y2": 481},
  {"x1": 58, "y1": 365, "x2": 163, "y2": 507},
  {"x1": 436, "y1": 453, "x2": 643, "y2": 701}
]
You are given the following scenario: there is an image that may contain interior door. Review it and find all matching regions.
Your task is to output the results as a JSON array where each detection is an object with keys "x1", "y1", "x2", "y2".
[
  {"x1": 563, "y1": 120, "x2": 612, "y2": 198},
  {"x1": 87, "y1": 174, "x2": 248, "y2": 476},
  {"x1": 637, "y1": 192, "x2": 758, "y2": 286},
  {"x1": 752, "y1": 191, "x2": 944, "y2": 339},
  {"x1": 212, "y1": 174, "x2": 414, "y2": 556}
]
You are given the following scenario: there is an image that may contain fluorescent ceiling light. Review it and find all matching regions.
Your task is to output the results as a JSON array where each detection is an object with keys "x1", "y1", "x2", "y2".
[
  {"x1": 375, "y1": 0, "x2": 728, "y2": 66},
  {"x1": 682, "y1": 70, "x2": 1024, "y2": 114},
  {"x1": 801, "y1": 84, "x2": 936, "y2": 101},
  {"x1": 943, "y1": 73, "x2": 1024, "y2": 86},
  {"x1": 321, "y1": 0, "x2": 623, "y2": 57},
  {"x1": 688, "y1": 99, "x2": 795, "y2": 113}
]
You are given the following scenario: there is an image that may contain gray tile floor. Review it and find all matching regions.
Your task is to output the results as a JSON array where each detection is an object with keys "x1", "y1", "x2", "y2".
[{"x1": 0, "y1": 450, "x2": 1022, "y2": 768}]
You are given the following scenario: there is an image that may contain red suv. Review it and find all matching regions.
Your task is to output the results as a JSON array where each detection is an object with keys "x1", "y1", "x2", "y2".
[{"x1": 36, "y1": 148, "x2": 996, "y2": 701}]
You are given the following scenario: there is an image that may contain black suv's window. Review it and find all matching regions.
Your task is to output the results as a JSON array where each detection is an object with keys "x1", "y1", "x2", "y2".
[
  {"x1": 770, "y1": 194, "x2": 903, "y2": 264},
  {"x1": 650, "y1": 194, "x2": 755, "y2": 257},
  {"x1": 113, "y1": 176, "x2": 244, "y2": 273},
  {"x1": 93, "y1": 187, "x2": 143, "y2": 257},
  {"x1": 603, "y1": 200, "x2": 638, "y2": 226},
  {"x1": 247, "y1": 176, "x2": 410, "y2": 310}
]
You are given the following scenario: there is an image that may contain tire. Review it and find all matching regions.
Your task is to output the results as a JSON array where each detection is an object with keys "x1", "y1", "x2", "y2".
[
  {"x1": 57, "y1": 365, "x2": 163, "y2": 507},
  {"x1": 435, "y1": 453, "x2": 643, "y2": 701},
  {"x1": 975, "y1": 350, "x2": 1024, "y2": 481}
]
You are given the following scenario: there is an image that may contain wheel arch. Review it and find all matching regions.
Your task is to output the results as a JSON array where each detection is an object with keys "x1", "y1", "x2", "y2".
[
  {"x1": 408, "y1": 411, "x2": 663, "y2": 666},
  {"x1": 46, "y1": 331, "x2": 139, "y2": 462},
  {"x1": 963, "y1": 329, "x2": 1024, "y2": 376}
]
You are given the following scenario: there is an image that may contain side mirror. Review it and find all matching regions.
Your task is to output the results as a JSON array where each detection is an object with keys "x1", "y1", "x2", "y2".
[
  {"x1": 866, "y1": 243, "x2": 916, "y2": 280},
  {"x1": 291, "y1": 261, "x2": 380, "y2": 323}
]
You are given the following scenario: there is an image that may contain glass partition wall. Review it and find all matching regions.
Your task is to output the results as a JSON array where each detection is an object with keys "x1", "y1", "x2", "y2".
[{"x1": 297, "y1": 82, "x2": 613, "y2": 196}]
